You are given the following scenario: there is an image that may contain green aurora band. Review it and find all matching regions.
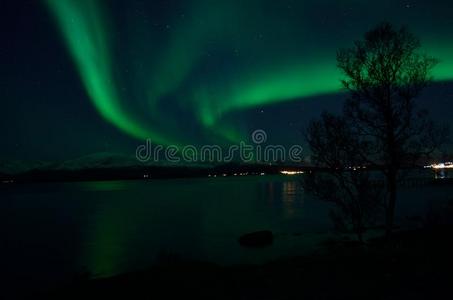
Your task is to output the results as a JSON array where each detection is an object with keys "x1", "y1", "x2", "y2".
[
  {"x1": 45, "y1": 0, "x2": 175, "y2": 145},
  {"x1": 44, "y1": 0, "x2": 453, "y2": 146}
]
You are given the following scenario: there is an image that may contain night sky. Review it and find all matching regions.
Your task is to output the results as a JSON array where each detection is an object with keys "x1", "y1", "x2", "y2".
[{"x1": 1, "y1": 0, "x2": 452, "y2": 161}]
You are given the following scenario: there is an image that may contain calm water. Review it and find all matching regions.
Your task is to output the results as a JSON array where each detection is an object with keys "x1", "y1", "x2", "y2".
[{"x1": 2, "y1": 175, "x2": 452, "y2": 295}]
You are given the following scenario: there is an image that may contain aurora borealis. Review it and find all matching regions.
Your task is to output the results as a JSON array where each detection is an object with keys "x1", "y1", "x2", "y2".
[{"x1": 1, "y1": 0, "x2": 453, "y2": 159}]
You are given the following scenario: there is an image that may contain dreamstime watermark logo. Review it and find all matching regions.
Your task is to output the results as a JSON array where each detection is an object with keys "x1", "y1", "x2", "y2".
[
  {"x1": 251, "y1": 129, "x2": 267, "y2": 144},
  {"x1": 136, "y1": 129, "x2": 303, "y2": 163}
]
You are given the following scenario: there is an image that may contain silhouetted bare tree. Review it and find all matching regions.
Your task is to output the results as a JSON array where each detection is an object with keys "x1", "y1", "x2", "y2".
[
  {"x1": 336, "y1": 23, "x2": 447, "y2": 237},
  {"x1": 305, "y1": 113, "x2": 382, "y2": 242}
]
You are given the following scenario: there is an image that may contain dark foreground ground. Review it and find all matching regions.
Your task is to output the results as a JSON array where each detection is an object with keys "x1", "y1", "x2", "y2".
[{"x1": 33, "y1": 225, "x2": 453, "y2": 300}]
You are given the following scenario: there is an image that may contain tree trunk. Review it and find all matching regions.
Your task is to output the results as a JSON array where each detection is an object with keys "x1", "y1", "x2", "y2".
[
  {"x1": 356, "y1": 230, "x2": 364, "y2": 244},
  {"x1": 354, "y1": 215, "x2": 364, "y2": 244},
  {"x1": 385, "y1": 168, "x2": 397, "y2": 238}
]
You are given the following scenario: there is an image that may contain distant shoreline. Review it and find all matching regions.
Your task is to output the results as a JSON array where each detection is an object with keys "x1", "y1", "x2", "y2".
[
  {"x1": 0, "y1": 164, "x2": 310, "y2": 184},
  {"x1": 1, "y1": 165, "x2": 450, "y2": 185}
]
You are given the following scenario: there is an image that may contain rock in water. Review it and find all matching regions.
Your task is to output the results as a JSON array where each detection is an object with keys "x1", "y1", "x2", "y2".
[{"x1": 238, "y1": 230, "x2": 273, "y2": 247}]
